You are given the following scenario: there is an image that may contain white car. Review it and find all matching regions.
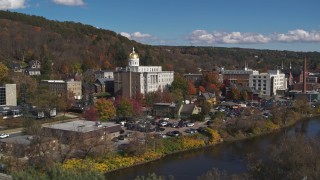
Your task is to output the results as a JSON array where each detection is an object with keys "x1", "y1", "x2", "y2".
[
  {"x1": 187, "y1": 122, "x2": 195, "y2": 127},
  {"x1": 0, "y1": 134, "x2": 9, "y2": 138}
]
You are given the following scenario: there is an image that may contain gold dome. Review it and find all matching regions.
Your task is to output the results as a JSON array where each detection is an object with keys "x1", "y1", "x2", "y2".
[{"x1": 129, "y1": 47, "x2": 139, "y2": 59}]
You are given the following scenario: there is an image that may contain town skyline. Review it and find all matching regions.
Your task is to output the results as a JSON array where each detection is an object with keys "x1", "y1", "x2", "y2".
[{"x1": 1, "y1": 0, "x2": 319, "y2": 52}]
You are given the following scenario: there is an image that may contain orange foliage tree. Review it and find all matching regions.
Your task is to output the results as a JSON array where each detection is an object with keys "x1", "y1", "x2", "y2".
[{"x1": 188, "y1": 81, "x2": 197, "y2": 95}]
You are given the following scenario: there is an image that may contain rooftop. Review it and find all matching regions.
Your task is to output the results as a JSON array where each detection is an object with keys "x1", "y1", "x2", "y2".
[
  {"x1": 43, "y1": 120, "x2": 119, "y2": 133},
  {"x1": 0, "y1": 135, "x2": 33, "y2": 146}
]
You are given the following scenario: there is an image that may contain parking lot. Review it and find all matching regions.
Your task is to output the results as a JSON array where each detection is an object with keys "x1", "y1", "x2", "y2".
[{"x1": 114, "y1": 118, "x2": 208, "y2": 143}]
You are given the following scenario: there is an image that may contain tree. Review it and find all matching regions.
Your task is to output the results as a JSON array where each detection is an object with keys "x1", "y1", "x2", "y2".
[
  {"x1": 0, "y1": 62, "x2": 9, "y2": 82},
  {"x1": 132, "y1": 92, "x2": 143, "y2": 116},
  {"x1": 294, "y1": 96, "x2": 309, "y2": 114},
  {"x1": 83, "y1": 106, "x2": 98, "y2": 121},
  {"x1": 199, "y1": 86, "x2": 206, "y2": 93},
  {"x1": 94, "y1": 98, "x2": 116, "y2": 121},
  {"x1": 188, "y1": 81, "x2": 197, "y2": 95},
  {"x1": 115, "y1": 97, "x2": 134, "y2": 118},
  {"x1": 248, "y1": 135, "x2": 320, "y2": 180},
  {"x1": 231, "y1": 88, "x2": 240, "y2": 100},
  {"x1": 200, "y1": 101, "x2": 212, "y2": 115},
  {"x1": 240, "y1": 90, "x2": 248, "y2": 101},
  {"x1": 12, "y1": 165, "x2": 104, "y2": 180},
  {"x1": 171, "y1": 74, "x2": 188, "y2": 96}
]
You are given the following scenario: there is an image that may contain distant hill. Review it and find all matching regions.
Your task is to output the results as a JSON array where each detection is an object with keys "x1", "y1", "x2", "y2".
[{"x1": 1, "y1": 10, "x2": 320, "y2": 76}]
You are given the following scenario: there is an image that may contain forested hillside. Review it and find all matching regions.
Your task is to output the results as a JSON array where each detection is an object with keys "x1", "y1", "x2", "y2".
[{"x1": 1, "y1": 10, "x2": 320, "y2": 76}]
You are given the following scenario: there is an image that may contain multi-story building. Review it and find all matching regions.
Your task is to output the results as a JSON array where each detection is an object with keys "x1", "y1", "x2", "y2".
[
  {"x1": 114, "y1": 48, "x2": 174, "y2": 98},
  {"x1": 222, "y1": 67, "x2": 259, "y2": 87},
  {"x1": 94, "y1": 70, "x2": 114, "y2": 80},
  {"x1": 41, "y1": 79, "x2": 82, "y2": 99},
  {"x1": 249, "y1": 70, "x2": 287, "y2": 96},
  {"x1": 0, "y1": 84, "x2": 17, "y2": 106}
]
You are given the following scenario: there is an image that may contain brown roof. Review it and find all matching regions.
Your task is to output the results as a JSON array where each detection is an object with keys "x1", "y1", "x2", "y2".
[
  {"x1": 180, "y1": 104, "x2": 196, "y2": 115},
  {"x1": 106, "y1": 125, "x2": 122, "y2": 133}
]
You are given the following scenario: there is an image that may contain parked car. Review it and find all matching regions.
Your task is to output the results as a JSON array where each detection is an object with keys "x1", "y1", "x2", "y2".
[
  {"x1": 0, "y1": 134, "x2": 9, "y2": 138},
  {"x1": 154, "y1": 133, "x2": 167, "y2": 138},
  {"x1": 186, "y1": 122, "x2": 195, "y2": 127},
  {"x1": 155, "y1": 127, "x2": 165, "y2": 132},
  {"x1": 178, "y1": 120, "x2": 187, "y2": 128},
  {"x1": 166, "y1": 131, "x2": 182, "y2": 137},
  {"x1": 118, "y1": 135, "x2": 125, "y2": 140},
  {"x1": 185, "y1": 128, "x2": 198, "y2": 134},
  {"x1": 171, "y1": 122, "x2": 179, "y2": 128},
  {"x1": 159, "y1": 120, "x2": 168, "y2": 126}
]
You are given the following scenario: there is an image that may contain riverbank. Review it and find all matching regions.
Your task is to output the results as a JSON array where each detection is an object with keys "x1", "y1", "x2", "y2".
[{"x1": 63, "y1": 111, "x2": 320, "y2": 175}]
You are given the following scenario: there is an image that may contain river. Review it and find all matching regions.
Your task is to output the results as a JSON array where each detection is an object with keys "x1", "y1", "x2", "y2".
[{"x1": 106, "y1": 118, "x2": 320, "y2": 180}]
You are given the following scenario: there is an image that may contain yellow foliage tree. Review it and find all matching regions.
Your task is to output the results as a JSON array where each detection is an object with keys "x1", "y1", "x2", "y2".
[
  {"x1": 0, "y1": 63, "x2": 9, "y2": 81},
  {"x1": 94, "y1": 98, "x2": 116, "y2": 121}
]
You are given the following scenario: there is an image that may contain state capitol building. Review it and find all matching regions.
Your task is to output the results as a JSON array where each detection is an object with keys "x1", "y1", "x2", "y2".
[{"x1": 114, "y1": 48, "x2": 174, "y2": 98}]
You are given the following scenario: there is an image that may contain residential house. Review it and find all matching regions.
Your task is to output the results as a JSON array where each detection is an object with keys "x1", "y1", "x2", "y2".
[
  {"x1": 175, "y1": 103, "x2": 201, "y2": 119},
  {"x1": 10, "y1": 63, "x2": 23, "y2": 73},
  {"x1": 25, "y1": 60, "x2": 41, "y2": 76},
  {"x1": 197, "y1": 92, "x2": 216, "y2": 106}
]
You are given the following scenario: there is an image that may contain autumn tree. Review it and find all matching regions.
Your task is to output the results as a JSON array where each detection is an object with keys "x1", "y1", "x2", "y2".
[
  {"x1": 231, "y1": 88, "x2": 240, "y2": 100},
  {"x1": 115, "y1": 97, "x2": 134, "y2": 118},
  {"x1": 0, "y1": 62, "x2": 9, "y2": 82},
  {"x1": 28, "y1": 85, "x2": 60, "y2": 117},
  {"x1": 294, "y1": 96, "x2": 309, "y2": 114},
  {"x1": 240, "y1": 90, "x2": 248, "y2": 101},
  {"x1": 188, "y1": 81, "x2": 197, "y2": 95},
  {"x1": 132, "y1": 92, "x2": 143, "y2": 116},
  {"x1": 199, "y1": 86, "x2": 206, "y2": 93},
  {"x1": 248, "y1": 135, "x2": 320, "y2": 180},
  {"x1": 83, "y1": 106, "x2": 98, "y2": 121},
  {"x1": 94, "y1": 98, "x2": 116, "y2": 121}
]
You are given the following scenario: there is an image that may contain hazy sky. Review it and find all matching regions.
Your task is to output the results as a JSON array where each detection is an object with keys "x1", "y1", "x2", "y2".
[{"x1": 2, "y1": 0, "x2": 320, "y2": 52}]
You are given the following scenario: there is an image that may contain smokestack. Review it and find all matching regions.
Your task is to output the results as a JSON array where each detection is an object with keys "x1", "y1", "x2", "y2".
[{"x1": 303, "y1": 57, "x2": 307, "y2": 93}]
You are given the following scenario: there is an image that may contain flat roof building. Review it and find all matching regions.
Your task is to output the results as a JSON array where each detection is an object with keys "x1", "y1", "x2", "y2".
[{"x1": 42, "y1": 120, "x2": 122, "y2": 143}]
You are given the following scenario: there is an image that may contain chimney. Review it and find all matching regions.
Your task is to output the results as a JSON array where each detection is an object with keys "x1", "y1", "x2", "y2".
[{"x1": 303, "y1": 57, "x2": 307, "y2": 93}]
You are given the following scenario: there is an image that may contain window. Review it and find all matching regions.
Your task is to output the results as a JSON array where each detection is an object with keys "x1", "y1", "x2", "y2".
[{"x1": 0, "y1": 87, "x2": 6, "y2": 106}]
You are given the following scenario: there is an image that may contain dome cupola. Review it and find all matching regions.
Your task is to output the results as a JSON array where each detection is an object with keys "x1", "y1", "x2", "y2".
[{"x1": 128, "y1": 47, "x2": 139, "y2": 67}]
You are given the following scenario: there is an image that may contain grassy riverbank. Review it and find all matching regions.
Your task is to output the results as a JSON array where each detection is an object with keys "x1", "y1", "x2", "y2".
[{"x1": 62, "y1": 109, "x2": 319, "y2": 175}]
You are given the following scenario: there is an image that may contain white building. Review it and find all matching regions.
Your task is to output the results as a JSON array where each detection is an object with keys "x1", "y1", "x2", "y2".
[
  {"x1": 0, "y1": 84, "x2": 17, "y2": 106},
  {"x1": 249, "y1": 70, "x2": 287, "y2": 96},
  {"x1": 114, "y1": 48, "x2": 174, "y2": 98}
]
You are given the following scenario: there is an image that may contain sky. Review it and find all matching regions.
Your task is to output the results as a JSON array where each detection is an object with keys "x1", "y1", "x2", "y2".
[{"x1": 1, "y1": 0, "x2": 320, "y2": 52}]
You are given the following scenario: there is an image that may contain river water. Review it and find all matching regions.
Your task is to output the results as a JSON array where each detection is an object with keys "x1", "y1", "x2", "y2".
[{"x1": 106, "y1": 118, "x2": 320, "y2": 180}]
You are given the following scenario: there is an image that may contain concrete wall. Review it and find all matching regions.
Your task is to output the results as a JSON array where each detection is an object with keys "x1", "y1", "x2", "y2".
[{"x1": 5, "y1": 84, "x2": 17, "y2": 106}]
